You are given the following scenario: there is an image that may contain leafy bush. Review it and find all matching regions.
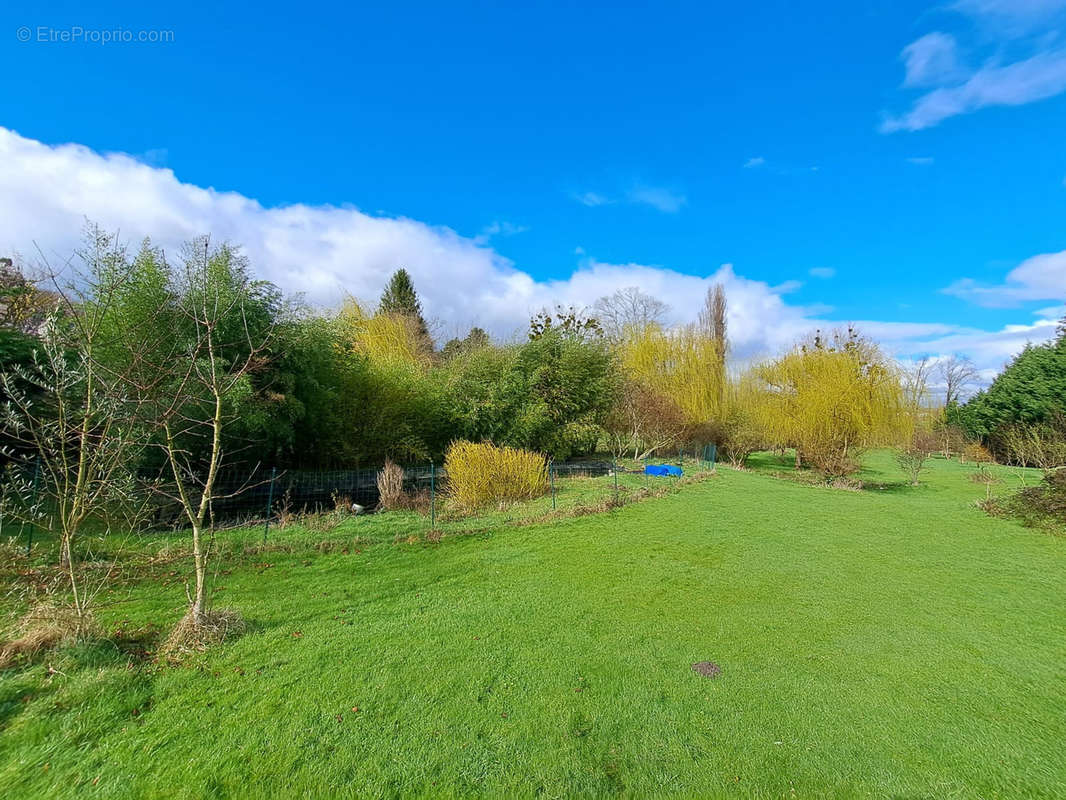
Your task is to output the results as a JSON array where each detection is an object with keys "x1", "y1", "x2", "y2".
[
  {"x1": 1002, "y1": 468, "x2": 1066, "y2": 528},
  {"x1": 439, "y1": 328, "x2": 620, "y2": 460},
  {"x1": 962, "y1": 442, "x2": 994, "y2": 464},
  {"x1": 444, "y1": 440, "x2": 548, "y2": 513},
  {"x1": 933, "y1": 420, "x2": 971, "y2": 459},
  {"x1": 718, "y1": 415, "x2": 760, "y2": 467},
  {"x1": 895, "y1": 429, "x2": 938, "y2": 485},
  {"x1": 993, "y1": 421, "x2": 1066, "y2": 469}
]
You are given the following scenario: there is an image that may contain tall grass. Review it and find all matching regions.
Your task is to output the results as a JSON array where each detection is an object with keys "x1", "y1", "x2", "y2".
[
  {"x1": 376, "y1": 460, "x2": 406, "y2": 510},
  {"x1": 444, "y1": 440, "x2": 548, "y2": 513}
]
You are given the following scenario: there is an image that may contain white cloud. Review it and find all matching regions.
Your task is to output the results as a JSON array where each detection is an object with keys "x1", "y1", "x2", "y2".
[
  {"x1": 891, "y1": 311, "x2": 1061, "y2": 391},
  {"x1": 883, "y1": 1, "x2": 1066, "y2": 131},
  {"x1": 943, "y1": 249, "x2": 1066, "y2": 306},
  {"x1": 0, "y1": 127, "x2": 768, "y2": 348},
  {"x1": 901, "y1": 33, "x2": 964, "y2": 88},
  {"x1": 473, "y1": 220, "x2": 528, "y2": 245},
  {"x1": 0, "y1": 127, "x2": 1054, "y2": 383},
  {"x1": 743, "y1": 156, "x2": 766, "y2": 168},
  {"x1": 952, "y1": 0, "x2": 1066, "y2": 34},
  {"x1": 809, "y1": 267, "x2": 836, "y2": 279},
  {"x1": 906, "y1": 156, "x2": 935, "y2": 165},
  {"x1": 882, "y1": 48, "x2": 1066, "y2": 132},
  {"x1": 575, "y1": 185, "x2": 687, "y2": 213},
  {"x1": 574, "y1": 191, "x2": 610, "y2": 207},
  {"x1": 625, "y1": 185, "x2": 687, "y2": 213}
]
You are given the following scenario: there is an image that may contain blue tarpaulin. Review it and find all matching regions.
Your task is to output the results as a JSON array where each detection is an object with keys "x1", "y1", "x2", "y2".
[{"x1": 644, "y1": 464, "x2": 682, "y2": 477}]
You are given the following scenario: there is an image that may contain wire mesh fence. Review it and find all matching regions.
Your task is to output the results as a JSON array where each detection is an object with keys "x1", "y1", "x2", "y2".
[{"x1": 3, "y1": 445, "x2": 717, "y2": 562}]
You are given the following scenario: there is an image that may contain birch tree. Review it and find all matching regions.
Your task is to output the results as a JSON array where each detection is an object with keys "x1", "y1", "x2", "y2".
[
  {"x1": 0, "y1": 229, "x2": 152, "y2": 626},
  {"x1": 145, "y1": 238, "x2": 275, "y2": 631}
]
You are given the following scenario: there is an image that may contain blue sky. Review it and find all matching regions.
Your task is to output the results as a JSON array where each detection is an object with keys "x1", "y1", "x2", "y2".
[{"x1": 0, "y1": 0, "x2": 1063, "y2": 381}]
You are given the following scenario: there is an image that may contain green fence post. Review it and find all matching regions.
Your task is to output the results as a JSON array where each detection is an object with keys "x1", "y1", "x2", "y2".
[
  {"x1": 613, "y1": 458, "x2": 619, "y2": 503},
  {"x1": 550, "y1": 461, "x2": 556, "y2": 511},
  {"x1": 26, "y1": 455, "x2": 41, "y2": 557},
  {"x1": 263, "y1": 466, "x2": 277, "y2": 545},
  {"x1": 430, "y1": 461, "x2": 436, "y2": 531}
]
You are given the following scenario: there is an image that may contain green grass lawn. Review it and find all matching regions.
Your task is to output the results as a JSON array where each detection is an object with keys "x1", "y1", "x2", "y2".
[{"x1": 1, "y1": 454, "x2": 1064, "y2": 798}]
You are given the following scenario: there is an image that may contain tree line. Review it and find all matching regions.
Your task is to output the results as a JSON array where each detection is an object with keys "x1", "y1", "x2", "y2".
[{"x1": 2, "y1": 224, "x2": 1062, "y2": 640}]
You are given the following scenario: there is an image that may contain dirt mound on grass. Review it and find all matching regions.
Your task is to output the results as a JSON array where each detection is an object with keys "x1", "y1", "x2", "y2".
[{"x1": 691, "y1": 661, "x2": 721, "y2": 678}]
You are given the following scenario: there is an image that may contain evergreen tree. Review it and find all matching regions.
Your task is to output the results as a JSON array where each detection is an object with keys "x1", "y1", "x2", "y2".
[
  {"x1": 379, "y1": 268, "x2": 421, "y2": 316},
  {"x1": 441, "y1": 326, "x2": 491, "y2": 360},
  {"x1": 379, "y1": 268, "x2": 432, "y2": 350},
  {"x1": 949, "y1": 327, "x2": 1066, "y2": 442}
]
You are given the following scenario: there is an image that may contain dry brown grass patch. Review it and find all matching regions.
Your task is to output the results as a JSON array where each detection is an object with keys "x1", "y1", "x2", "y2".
[
  {"x1": 0, "y1": 602, "x2": 95, "y2": 668},
  {"x1": 159, "y1": 608, "x2": 246, "y2": 660},
  {"x1": 377, "y1": 460, "x2": 406, "y2": 510}
]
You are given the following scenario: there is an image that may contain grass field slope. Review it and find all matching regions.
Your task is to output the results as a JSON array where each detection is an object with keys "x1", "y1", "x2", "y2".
[{"x1": 1, "y1": 453, "x2": 1064, "y2": 798}]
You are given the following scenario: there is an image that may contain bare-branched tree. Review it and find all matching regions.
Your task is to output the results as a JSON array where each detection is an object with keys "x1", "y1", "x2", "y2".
[
  {"x1": 903, "y1": 357, "x2": 934, "y2": 410},
  {"x1": 0, "y1": 229, "x2": 153, "y2": 626},
  {"x1": 940, "y1": 355, "x2": 979, "y2": 405},
  {"x1": 592, "y1": 287, "x2": 669, "y2": 338},
  {"x1": 605, "y1": 380, "x2": 688, "y2": 460},
  {"x1": 142, "y1": 238, "x2": 275, "y2": 632}
]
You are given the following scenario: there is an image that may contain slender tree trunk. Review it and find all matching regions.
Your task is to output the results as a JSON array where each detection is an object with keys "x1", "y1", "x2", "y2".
[
  {"x1": 64, "y1": 538, "x2": 83, "y2": 618},
  {"x1": 190, "y1": 522, "x2": 206, "y2": 624}
]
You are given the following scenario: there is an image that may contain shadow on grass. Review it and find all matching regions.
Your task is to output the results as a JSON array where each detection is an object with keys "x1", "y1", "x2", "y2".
[
  {"x1": 0, "y1": 671, "x2": 57, "y2": 727},
  {"x1": 858, "y1": 480, "x2": 918, "y2": 494}
]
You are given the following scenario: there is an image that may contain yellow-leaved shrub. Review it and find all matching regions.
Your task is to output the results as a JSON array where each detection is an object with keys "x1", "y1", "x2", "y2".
[
  {"x1": 444, "y1": 440, "x2": 548, "y2": 513},
  {"x1": 336, "y1": 298, "x2": 432, "y2": 368}
]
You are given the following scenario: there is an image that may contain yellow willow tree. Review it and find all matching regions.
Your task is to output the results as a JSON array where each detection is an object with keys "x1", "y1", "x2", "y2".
[
  {"x1": 717, "y1": 372, "x2": 776, "y2": 467},
  {"x1": 332, "y1": 298, "x2": 435, "y2": 461},
  {"x1": 757, "y1": 327, "x2": 907, "y2": 478},
  {"x1": 618, "y1": 323, "x2": 726, "y2": 454},
  {"x1": 336, "y1": 297, "x2": 433, "y2": 369}
]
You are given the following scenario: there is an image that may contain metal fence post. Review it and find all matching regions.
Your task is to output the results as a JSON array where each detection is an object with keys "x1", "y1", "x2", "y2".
[
  {"x1": 26, "y1": 455, "x2": 41, "y2": 557},
  {"x1": 613, "y1": 458, "x2": 619, "y2": 503},
  {"x1": 430, "y1": 461, "x2": 436, "y2": 530},
  {"x1": 263, "y1": 466, "x2": 277, "y2": 545},
  {"x1": 550, "y1": 461, "x2": 556, "y2": 510}
]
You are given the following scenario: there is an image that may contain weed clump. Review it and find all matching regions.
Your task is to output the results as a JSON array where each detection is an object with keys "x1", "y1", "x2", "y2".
[
  {"x1": 1001, "y1": 468, "x2": 1066, "y2": 530},
  {"x1": 0, "y1": 602, "x2": 95, "y2": 668},
  {"x1": 159, "y1": 608, "x2": 245, "y2": 660},
  {"x1": 376, "y1": 460, "x2": 406, "y2": 510}
]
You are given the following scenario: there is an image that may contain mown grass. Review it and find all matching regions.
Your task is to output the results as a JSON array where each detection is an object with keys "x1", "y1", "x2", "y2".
[
  {"x1": 7, "y1": 462, "x2": 685, "y2": 565},
  {"x1": 1, "y1": 453, "x2": 1064, "y2": 798}
]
